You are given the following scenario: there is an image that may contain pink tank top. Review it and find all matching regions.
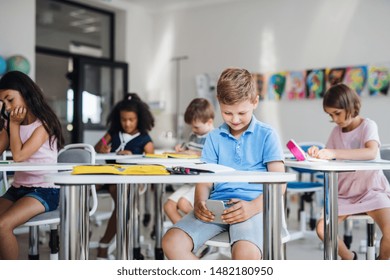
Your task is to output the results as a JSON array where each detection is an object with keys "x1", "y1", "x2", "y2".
[{"x1": 13, "y1": 120, "x2": 58, "y2": 188}]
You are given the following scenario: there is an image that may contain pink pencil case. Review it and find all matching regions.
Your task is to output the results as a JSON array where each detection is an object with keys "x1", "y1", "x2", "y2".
[{"x1": 286, "y1": 139, "x2": 306, "y2": 161}]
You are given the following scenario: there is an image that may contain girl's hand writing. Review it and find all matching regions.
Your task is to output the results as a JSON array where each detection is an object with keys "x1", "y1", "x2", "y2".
[
  {"x1": 10, "y1": 106, "x2": 27, "y2": 124},
  {"x1": 308, "y1": 146, "x2": 335, "y2": 160},
  {"x1": 194, "y1": 200, "x2": 214, "y2": 222},
  {"x1": 221, "y1": 199, "x2": 259, "y2": 224},
  {"x1": 174, "y1": 143, "x2": 186, "y2": 152},
  {"x1": 99, "y1": 145, "x2": 111, "y2": 153},
  {"x1": 307, "y1": 145, "x2": 320, "y2": 157},
  {"x1": 117, "y1": 150, "x2": 132, "y2": 155}
]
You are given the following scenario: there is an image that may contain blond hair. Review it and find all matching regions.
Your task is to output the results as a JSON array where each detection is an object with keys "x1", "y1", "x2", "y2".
[{"x1": 216, "y1": 68, "x2": 257, "y2": 105}]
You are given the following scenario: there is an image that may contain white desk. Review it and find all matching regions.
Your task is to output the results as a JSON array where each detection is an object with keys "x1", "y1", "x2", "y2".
[
  {"x1": 45, "y1": 171, "x2": 296, "y2": 260},
  {"x1": 117, "y1": 157, "x2": 203, "y2": 166},
  {"x1": 0, "y1": 162, "x2": 76, "y2": 172},
  {"x1": 284, "y1": 159, "x2": 390, "y2": 260},
  {"x1": 95, "y1": 153, "x2": 143, "y2": 161}
]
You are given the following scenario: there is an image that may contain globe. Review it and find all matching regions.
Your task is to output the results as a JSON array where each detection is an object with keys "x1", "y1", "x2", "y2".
[
  {"x1": 7, "y1": 55, "x2": 30, "y2": 75},
  {"x1": 0, "y1": 56, "x2": 7, "y2": 76}
]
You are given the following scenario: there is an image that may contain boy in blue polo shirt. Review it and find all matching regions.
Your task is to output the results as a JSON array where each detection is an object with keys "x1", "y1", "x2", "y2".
[{"x1": 162, "y1": 67, "x2": 285, "y2": 260}]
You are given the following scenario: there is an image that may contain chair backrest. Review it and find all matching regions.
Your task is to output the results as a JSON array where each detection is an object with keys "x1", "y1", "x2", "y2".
[
  {"x1": 58, "y1": 143, "x2": 96, "y2": 165},
  {"x1": 58, "y1": 143, "x2": 97, "y2": 216},
  {"x1": 0, "y1": 151, "x2": 8, "y2": 195},
  {"x1": 380, "y1": 146, "x2": 390, "y2": 183}
]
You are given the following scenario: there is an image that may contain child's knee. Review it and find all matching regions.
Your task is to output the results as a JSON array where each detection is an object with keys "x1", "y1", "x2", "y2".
[
  {"x1": 316, "y1": 219, "x2": 324, "y2": 239},
  {"x1": 232, "y1": 240, "x2": 262, "y2": 260},
  {"x1": 164, "y1": 199, "x2": 177, "y2": 213},
  {"x1": 162, "y1": 228, "x2": 191, "y2": 252},
  {"x1": 177, "y1": 198, "x2": 192, "y2": 214}
]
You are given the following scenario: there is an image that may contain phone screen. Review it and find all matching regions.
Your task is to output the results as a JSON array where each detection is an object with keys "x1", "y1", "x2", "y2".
[{"x1": 206, "y1": 200, "x2": 226, "y2": 224}]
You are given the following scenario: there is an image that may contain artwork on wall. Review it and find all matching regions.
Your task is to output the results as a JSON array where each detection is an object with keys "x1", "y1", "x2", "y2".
[
  {"x1": 286, "y1": 71, "x2": 306, "y2": 100},
  {"x1": 326, "y1": 68, "x2": 346, "y2": 89},
  {"x1": 253, "y1": 62, "x2": 390, "y2": 101},
  {"x1": 368, "y1": 65, "x2": 390, "y2": 96},
  {"x1": 305, "y1": 69, "x2": 325, "y2": 99},
  {"x1": 252, "y1": 73, "x2": 266, "y2": 101},
  {"x1": 267, "y1": 72, "x2": 286, "y2": 101},
  {"x1": 343, "y1": 66, "x2": 367, "y2": 96}
]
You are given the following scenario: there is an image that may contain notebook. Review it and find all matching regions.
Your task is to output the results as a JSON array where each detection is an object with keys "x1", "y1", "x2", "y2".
[
  {"x1": 72, "y1": 164, "x2": 170, "y2": 175},
  {"x1": 286, "y1": 139, "x2": 328, "y2": 162},
  {"x1": 144, "y1": 153, "x2": 200, "y2": 159}
]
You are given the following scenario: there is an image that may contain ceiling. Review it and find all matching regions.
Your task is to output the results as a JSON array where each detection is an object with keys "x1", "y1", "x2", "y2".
[{"x1": 112, "y1": 0, "x2": 240, "y2": 13}]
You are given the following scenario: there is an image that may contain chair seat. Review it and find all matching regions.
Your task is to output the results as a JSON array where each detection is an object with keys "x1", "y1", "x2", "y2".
[
  {"x1": 205, "y1": 226, "x2": 291, "y2": 248},
  {"x1": 287, "y1": 181, "x2": 323, "y2": 192},
  {"x1": 22, "y1": 209, "x2": 60, "y2": 227},
  {"x1": 205, "y1": 232, "x2": 231, "y2": 248}
]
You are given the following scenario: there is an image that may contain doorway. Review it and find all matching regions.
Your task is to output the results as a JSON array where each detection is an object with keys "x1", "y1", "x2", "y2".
[{"x1": 36, "y1": 52, "x2": 128, "y2": 144}]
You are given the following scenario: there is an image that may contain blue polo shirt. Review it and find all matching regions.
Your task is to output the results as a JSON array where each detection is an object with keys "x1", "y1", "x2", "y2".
[{"x1": 201, "y1": 116, "x2": 284, "y2": 201}]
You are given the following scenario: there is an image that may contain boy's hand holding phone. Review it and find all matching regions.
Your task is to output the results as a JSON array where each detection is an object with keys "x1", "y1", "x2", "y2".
[{"x1": 194, "y1": 200, "x2": 215, "y2": 222}]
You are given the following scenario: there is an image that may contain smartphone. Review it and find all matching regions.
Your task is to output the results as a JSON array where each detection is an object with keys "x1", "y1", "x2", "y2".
[{"x1": 206, "y1": 199, "x2": 227, "y2": 224}]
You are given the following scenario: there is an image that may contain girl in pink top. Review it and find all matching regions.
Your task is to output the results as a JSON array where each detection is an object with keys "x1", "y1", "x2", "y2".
[
  {"x1": 0, "y1": 71, "x2": 64, "y2": 260},
  {"x1": 309, "y1": 83, "x2": 390, "y2": 260}
]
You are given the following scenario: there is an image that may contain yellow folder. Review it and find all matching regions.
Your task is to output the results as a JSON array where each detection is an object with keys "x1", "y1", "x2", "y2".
[{"x1": 72, "y1": 164, "x2": 170, "y2": 175}]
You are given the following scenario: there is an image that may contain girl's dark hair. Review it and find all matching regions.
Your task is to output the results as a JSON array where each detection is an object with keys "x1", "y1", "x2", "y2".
[
  {"x1": 107, "y1": 93, "x2": 154, "y2": 135},
  {"x1": 323, "y1": 83, "x2": 361, "y2": 119},
  {"x1": 0, "y1": 71, "x2": 64, "y2": 150}
]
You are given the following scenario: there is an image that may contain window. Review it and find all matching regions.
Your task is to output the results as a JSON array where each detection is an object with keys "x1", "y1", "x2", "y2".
[{"x1": 36, "y1": 0, "x2": 113, "y2": 59}]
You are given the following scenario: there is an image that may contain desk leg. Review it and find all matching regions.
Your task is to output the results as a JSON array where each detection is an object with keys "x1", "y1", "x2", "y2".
[
  {"x1": 154, "y1": 183, "x2": 165, "y2": 260},
  {"x1": 116, "y1": 183, "x2": 130, "y2": 260},
  {"x1": 263, "y1": 183, "x2": 283, "y2": 260},
  {"x1": 323, "y1": 171, "x2": 338, "y2": 260},
  {"x1": 59, "y1": 184, "x2": 90, "y2": 260},
  {"x1": 133, "y1": 184, "x2": 143, "y2": 260}
]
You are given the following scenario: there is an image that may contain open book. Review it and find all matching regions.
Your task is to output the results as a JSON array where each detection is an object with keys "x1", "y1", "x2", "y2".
[
  {"x1": 168, "y1": 163, "x2": 235, "y2": 174},
  {"x1": 286, "y1": 139, "x2": 328, "y2": 162},
  {"x1": 144, "y1": 153, "x2": 200, "y2": 159}
]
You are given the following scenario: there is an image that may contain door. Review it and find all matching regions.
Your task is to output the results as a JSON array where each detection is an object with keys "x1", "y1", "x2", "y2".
[{"x1": 71, "y1": 57, "x2": 128, "y2": 143}]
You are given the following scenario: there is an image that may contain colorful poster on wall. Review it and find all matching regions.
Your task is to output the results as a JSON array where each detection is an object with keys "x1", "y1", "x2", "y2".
[
  {"x1": 253, "y1": 62, "x2": 390, "y2": 101},
  {"x1": 343, "y1": 66, "x2": 368, "y2": 96},
  {"x1": 267, "y1": 72, "x2": 286, "y2": 100},
  {"x1": 252, "y1": 73, "x2": 266, "y2": 100},
  {"x1": 368, "y1": 65, "x2": 390, "y2": 96},
  {"x1": 286, "y1": 71, "x2": 306, "y2": 100},
  {"x1": 306, "y1": 69, "x2": 325, "y2": 99},
  {"x1": 326, "y1": 68, "x2": 346, "y2": 89}
]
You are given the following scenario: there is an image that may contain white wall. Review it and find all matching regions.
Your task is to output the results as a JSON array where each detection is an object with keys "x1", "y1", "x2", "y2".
[
  {"x1": 149, "y1": 0, "x2": 390, "y2": 145},
  {"x1": 2, "y1": 0, "x2": 390, "y2": 147},
  {"x1": 0, "y1": 0, "x2": 35, "y2": 78}
]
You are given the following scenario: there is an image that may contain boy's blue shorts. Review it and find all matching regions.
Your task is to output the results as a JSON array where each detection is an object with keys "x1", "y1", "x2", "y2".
[
  {"x1": 1, "y1": 186, "x2": 60, "y2": 212},
  {"x1": 169, "y1": 211, "x2": 264, "y2": 253}
]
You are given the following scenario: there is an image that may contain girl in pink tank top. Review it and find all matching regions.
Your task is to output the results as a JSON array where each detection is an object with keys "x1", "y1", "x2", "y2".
[{"x1": 0, "y1": 71, "x2": 64, "y2": 259}]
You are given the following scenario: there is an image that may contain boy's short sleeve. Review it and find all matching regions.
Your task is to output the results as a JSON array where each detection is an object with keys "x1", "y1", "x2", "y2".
[
  {"x1": 200, "y1": 132, "x2": 218, "y2": 164},
  {"x1": 262, "y1": 128, "x2": 284, "y2": 164}
]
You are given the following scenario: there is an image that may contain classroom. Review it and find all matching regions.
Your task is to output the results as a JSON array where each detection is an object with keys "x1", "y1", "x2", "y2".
[{"x1": 1, "y1": 0, "x2": 390, "y2": 264}]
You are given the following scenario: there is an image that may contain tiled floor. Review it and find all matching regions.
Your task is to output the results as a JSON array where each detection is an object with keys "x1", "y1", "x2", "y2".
[{"x1": 15, "y1": 190, "x2": 377, "y2": 260}]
